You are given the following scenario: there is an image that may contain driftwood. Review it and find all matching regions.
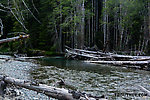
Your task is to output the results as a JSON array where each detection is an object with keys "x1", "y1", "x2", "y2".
[
  {"x1": 65, "y1": 47, "x2": 150, "y2": 70},
  {"x1": 138, "y1": 85, "x2": 150, "y2": 96},
  {"x1": 14, "y1": 53, "x2": 44, "y2": 59},
  {"x1": 65, "y1": 46, "x2": 111, "y2": 60},
  {"x1": 66, "y1": 49, "x2": 100, "y2": 59},
  {"x1": 85, "y1": 60, "x2": 150, "y2": 66},
  {"x1": 0, "y1": 35, "x2": 29, "y2": 44},
  {"x1": 85, "y1": 60, "x2": 150, "y2": 69},
  {"x1": 16, "y1": 56, "x2": 44, "y2": 59},
  {"x1": 0, "y1": 75, "x2": 106, "y2": 100},
  {"x1": 66, "y1": 47, "x2": 150, "y2": 61}
]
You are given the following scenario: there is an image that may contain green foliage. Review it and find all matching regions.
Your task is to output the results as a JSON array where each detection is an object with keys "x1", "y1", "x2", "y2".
[
  {"x1": 102, "y1": 0, "x2": 148, "y2": 51},
  {"x1": 0, "y1": 0, "x2": 149, "y2": 54}
]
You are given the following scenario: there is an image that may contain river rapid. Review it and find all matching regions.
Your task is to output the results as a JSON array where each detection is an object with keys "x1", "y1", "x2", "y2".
[{"x1": 0, "y1": 55, "x2": 150, "y2": 100}]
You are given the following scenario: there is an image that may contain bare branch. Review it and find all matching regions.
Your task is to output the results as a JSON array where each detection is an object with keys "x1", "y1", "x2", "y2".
[
  {"x1": 10, "y1": 9, "x2": 28, "y2": 31},
  {"x1": 0, "y1": 1, "x2": 27, "y2": 31},
  {"x1": 0, "y1": 3, "x2": 10, "y2": 9},
  {"x1": 21, "y1": 10, "x2": 25, "y2": 21},
  {"x1": 7, "y1": 32, "x2": 26, "y2": 35},
  {"x1": 0, "y1": 18, "x2": 3, "y2": 37},
  {"x1": 7, "y1": 0, "x2": 28, "y2": 31},
  {"x1": 0, "y1": 0, "x2": 41, "y2": 31},
  {"x1": 32, "y1": 0, "x2": 39, "y2": 14},
  {"x1": 0, "y1": 9, "x2": 8, "y2": 12},
  {"x1": 0, "y1": 34, "x2": 29, "y2": 44},
  {"x1": 21, "y1": 0, "x2": 41, "y2": 24}
]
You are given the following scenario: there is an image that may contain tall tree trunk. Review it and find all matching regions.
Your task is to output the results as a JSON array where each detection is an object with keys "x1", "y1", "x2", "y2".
[
  {"x1": 76, "y1": 0, "x2": 85, "y2": 49},
  {"x1": 0, "y1": 18, "x2": 3, "y2": 37},
  {"x1": 119, "y1": 2, "x2": 124, "y2": 50},
  {"x1": 81, "y1": 0, "x2": 85, "y2": 49},
  {"x1": 103, "y1": 0, "x2": 107, "y2": 47},
  {"x1": 91, "y1": 0, "x2": 94, "y2": 46},
  {"x1": 88, "y1": 18, "x2": 91, "y2": 47},
  {"x1": 106, "y1": 12, "x2": 109, "y2": 51},
  {"x1": 59, "y1": 0, "x2": 62, "y2": 52},
  {"x1": 71, "y1": 3, "x2": 74, "y2": 48},
  {"x1": 148, "y1": 0, "x2": 150, "y2": 37},
  {"x1": 74, "y1": 10, "x2": 77, "y2": 48},
  {"x1": 94, "y1": 0, "x2": 99, "y2": 46}
]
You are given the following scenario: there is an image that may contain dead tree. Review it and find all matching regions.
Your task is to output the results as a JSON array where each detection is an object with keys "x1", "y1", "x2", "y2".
[
  {"x1": 0, "y1": 75, "x2": 107, "y2": 100},
  {"x1": 0, "y1": 35, "x2": 29, "y2": 44},
  {"x1": 138, "y1": 85, "x2": 150, "y2": 96},
  {"x1": 0, "y1": 0, "x2": 41, "y2": 31},
  {"x1": 0, "y1": 18, "x2": 3, "y2": 37}
]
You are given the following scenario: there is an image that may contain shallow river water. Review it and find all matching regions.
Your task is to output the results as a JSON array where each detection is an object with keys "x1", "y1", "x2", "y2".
[{"x1": 0, "y1": 55, "x2": 150, "y2": 100}]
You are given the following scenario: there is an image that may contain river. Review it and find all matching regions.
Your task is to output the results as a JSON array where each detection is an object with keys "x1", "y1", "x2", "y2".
[{"x1": 0, "y1": 55, "x2": 150, "y2": 99}]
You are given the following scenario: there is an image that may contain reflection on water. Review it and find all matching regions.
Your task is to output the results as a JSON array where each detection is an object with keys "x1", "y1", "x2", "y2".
[{"x1": 30, "y1": 56, "x2": 150, "y2": 99}]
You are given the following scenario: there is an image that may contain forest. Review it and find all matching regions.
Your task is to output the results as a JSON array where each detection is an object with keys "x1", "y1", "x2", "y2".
[
  {"x1": 0, "y1": 0, "x2": 149, "y2": 55},
  {"x1": 0, "y1": 0, "x2": 150, "y2": 100}
]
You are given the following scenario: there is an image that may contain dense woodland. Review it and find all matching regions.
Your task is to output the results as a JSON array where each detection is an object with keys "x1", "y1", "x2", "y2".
[{"x1": 0, "y1": 0, "x2": 149, "y2": 55}]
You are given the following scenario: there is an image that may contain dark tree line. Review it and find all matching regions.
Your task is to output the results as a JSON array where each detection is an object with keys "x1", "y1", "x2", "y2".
[{"x1": 0, "y1": 0, "x2": 149, "y2": 55}]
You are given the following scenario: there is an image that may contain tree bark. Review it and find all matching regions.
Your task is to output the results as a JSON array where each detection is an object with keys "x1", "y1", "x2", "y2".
[
  {"x1": 76, "y1": 0, "x2": 85, "y2": 49},
  {"x1": 0, "y1": 18, "x2": 3, "y2": 37},
  {"x1": 85, "y1": 60, "x2": 150, "y2": 68},
  {"x1": 0, "y1": 75, "x2": 106, "y2": 100},
  {"x1": 59, "y1": 0, "x2": 62, "y2": 52},
  {"x1": 138, "y1": 85, "x2": 150, "y2": 96},
  {"x1": 81, "y1": 0, "x2": 85, "y2": 49},
  {"x1": 0, "y1": 35, "x2": 29, "y2": 44},
  {"x1": 148, "y1": 0, "x2": 150, "y2": 38}
]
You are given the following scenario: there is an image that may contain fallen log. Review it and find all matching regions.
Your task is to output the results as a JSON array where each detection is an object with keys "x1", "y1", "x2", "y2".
[
  {"x1": 0, "y1": 35, "x2": 29, "y2": 44},
  {"x1": 0, "y1": 75, "x2": 106, "y2": 100},
  {"x1": 110, "y1": 54, "x2": 150, "y2": 61},
  {"x1": 65, "y1": 46, "x2": 113, "y2": 57},
  {"x1": 66, "y1": 47, "x2": 150, "y2": 70},
  {"x1": 66, "y1": 49, "x2": 113, "y2": 60},
  {"x1": 85, "y1": 60, "x2": 150, "y2": 69},
  {"x1": 14, "y1": 53, "x2": 44, "y2": 59},
  {"x1": 138, "y1": 85, "x2": 150, "y2": 96},
  {"x1": 66, "y1": 49, "x2": 100, "y2": 59},
  {"x1": 66, "y1": 47, "x2": 150, "y2": 61},
  {"x1": 16, "y1": 56, "x2": 44, "y2": 59},
  {"x1": 85, "y1": 60, "x2": 150, "y2": 65}
]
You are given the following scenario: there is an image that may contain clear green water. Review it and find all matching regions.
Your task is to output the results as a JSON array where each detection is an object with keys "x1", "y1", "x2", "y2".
[
  {"x1": 31, "y1": 56, "x2": 150, "y2": 99},
  {"x1": 1, "y1": 55, "x2": 150, "y2": 99}
]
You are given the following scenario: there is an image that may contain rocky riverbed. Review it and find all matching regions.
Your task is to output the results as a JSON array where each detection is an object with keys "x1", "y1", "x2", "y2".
[{"x1": 0, "y1": 55, "x2": 150, "y2": 99}]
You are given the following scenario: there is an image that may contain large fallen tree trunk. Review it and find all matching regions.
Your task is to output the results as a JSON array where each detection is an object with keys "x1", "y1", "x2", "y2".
[
  {"x1": 65, "y1": 47, "x2": 150, "y2": 70},
  {"x1": 138, "y1": 85, "x2": 150, "y2": 96},
  {"x1": 0, "y1": 75, "x2": 106, "y2": 100},
  {"x1": 65, "y1": 49, "x2": 101, "y2": 59},
  {"x1": 85, "y1": 60, "x2": 150, "y2": 65},
  {"x1": 66, "y1": 47, "x2": 150, "y2": 61},
  {"x1": 0, "y1": 35, "x2": 29, "y2": 44},
  {"x1": 85, "y1": 60, "x2": 150, "y2": 69},
  {"x1": 65, "y1": 46, "x2": 113, "y2": 57}
]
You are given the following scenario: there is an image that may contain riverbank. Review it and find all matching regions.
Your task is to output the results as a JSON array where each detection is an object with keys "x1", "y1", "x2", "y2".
[
  {"x1": 0, "y1": 55, "x2": 150, "y2": 99},
  {"x1": 0, "y1": 55, "x2": 49, "y2": 99},
  {"x1": 0, "y1": 45, "x2": 64, "y2": 56},
  {"x1": 34, "y1": 56, "x2": 150, "y2": 99}
]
